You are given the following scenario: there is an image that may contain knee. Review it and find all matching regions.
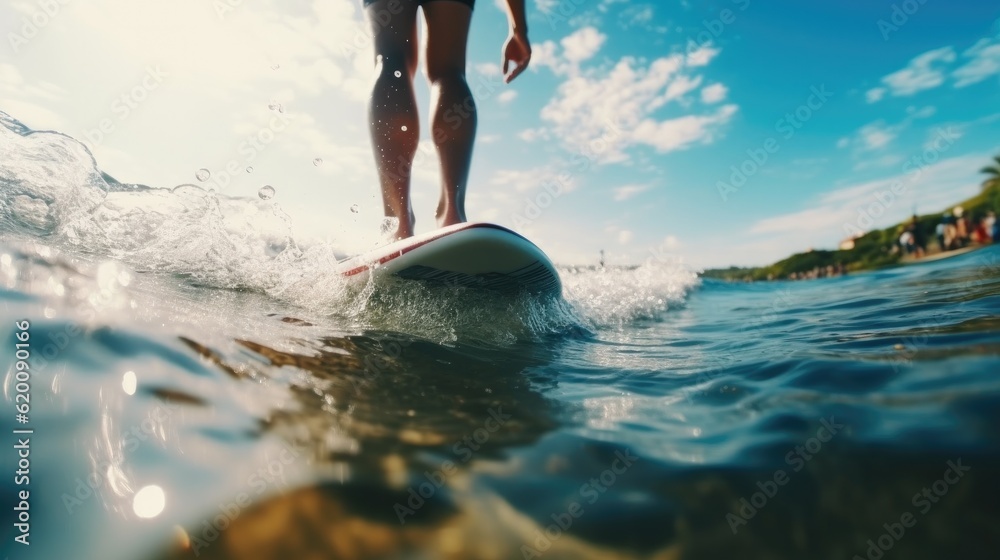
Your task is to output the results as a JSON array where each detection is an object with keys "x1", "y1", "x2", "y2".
[
  {"x1": 425, "y1": 65, "x2": 466, "y2": 87},
  {"x1": 375, "y1": 51, "x2": 415, "y2": 80}
]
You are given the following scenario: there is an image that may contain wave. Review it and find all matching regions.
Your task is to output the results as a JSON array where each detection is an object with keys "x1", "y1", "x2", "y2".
[{"x1": 0, "y1": 110, "x2": 699, "y2": 341}]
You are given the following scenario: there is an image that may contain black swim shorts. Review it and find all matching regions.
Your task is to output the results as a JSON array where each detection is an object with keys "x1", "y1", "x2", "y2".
[{"x1": 363, "y1": 0, "x2": 475, "y2": 8}]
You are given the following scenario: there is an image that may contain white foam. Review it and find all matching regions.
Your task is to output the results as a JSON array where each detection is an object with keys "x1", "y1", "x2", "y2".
[{"x1": 1, "y1": 113, "x2": 699, "y2": 339}]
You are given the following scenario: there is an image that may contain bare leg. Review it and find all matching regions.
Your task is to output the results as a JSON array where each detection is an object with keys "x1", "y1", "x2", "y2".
[
  {"x1": 366, "y1": 0, "x2": 420, "y2": 240},
  {"x1": 422, "y1": 1, "x2": 475, "y2": 228}
]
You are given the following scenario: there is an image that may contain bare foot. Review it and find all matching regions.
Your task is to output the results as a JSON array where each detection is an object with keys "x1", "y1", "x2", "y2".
[{"x1": 435, "y1": 199, "x2": 466, "y2": 228}]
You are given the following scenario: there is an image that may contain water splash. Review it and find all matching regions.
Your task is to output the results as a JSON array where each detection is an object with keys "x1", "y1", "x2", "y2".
[
  {"x1": 560, "y1": 259, "x2": 700, "y2": 327},
  {"x1": 379, "y1": 217, "x2": 399, "y2": 240},
  {"x1": 0, "y1": 110, "x2": 696, "y2": 342}
]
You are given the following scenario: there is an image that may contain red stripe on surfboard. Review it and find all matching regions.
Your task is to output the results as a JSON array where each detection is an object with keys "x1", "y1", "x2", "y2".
[{"x1": 340, "y1": 222, "x2": 535, "y2": 277}]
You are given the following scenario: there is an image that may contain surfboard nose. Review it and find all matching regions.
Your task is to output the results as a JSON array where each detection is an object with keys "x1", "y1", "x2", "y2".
[{"x1": 336, "y1": 222, "x2": 561, "y2": 296}]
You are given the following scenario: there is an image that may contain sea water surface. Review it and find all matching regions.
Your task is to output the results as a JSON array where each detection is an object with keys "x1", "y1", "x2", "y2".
[{"x1": 2, "y1": 112, "x2": 1000, "y2": 560}]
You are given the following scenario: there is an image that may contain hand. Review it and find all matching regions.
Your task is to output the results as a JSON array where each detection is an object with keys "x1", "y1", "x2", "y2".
[{"x1": 502, "y1": 31, "x2": 530, "y2": 83}]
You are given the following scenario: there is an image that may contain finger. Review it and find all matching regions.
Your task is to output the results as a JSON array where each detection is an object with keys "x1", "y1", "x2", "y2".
[
  {"x1": 506, "y1": 57, "x2": 529, "y2": 83},
  {"x1": 502, "y1": 54, "x2": 511, "y2": 78}
]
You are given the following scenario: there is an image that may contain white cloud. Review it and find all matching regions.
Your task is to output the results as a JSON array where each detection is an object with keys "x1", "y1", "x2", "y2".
[
  {"x1": 685, "y1": 45, "x2": 719, "y2": 67},
  {"x1": 852, "y1": 154, "x2": 904, "y2": 171},
  {"x1": 561, "y1": 27, "x2": 606, "y2": 64},
  {"x1": 749, "y1": 153, "x2": 987, "y2": 245},
  {"x1": 953, "y1": 38, "x2": 1000, "y2": 87},
  {"x1": 868, "y1": 38, "x2": 1000, "y2": 99},
  {"x1": 845, "y1": 106, "x2": 936, "y2": 153},
  {"x1": 530, "y1": 41, "x2": 562, "y2": 74},
  {"x1": 859, "y1": 122, "x2": 896, "y2": 150},
  {"x1": 921, "y1": 125, "x2": 964, "y2": 151},
  {"x1": 474, "y1": 62, "x2": 502, "y2": 77},
  {"x1": 497, "y1": 90, "x2": 518, "y2": 104},
  {"x1": 518, "y1": 127, "x2": 549, "y2": 142},
  {"x1": 534, "y1": 0, "x2": 559, "y2": 14},
  {"x1": 536, "y1": 45, "x2": 736, "y2": 161},
  {"x1": 620, "y1": 5, "x2": 654, "y2": 28},
  {"x1": 631, "y1": 104, "x2": 737, "y2": 153},
  {"x1": 792, "y1": 157, "x2": 829, "y2": 167},
  {"x1": 878, "y1": 46, "x2": 956, "y2": 96},
  {"x1": 612, "y1": 184, "x2": 651, "y2": 201},
  {"x1": 907, "y1": 105, "x2": 936, "y2": 118},
  {"x1": 661, "y1": 75, "x2": 702, "y2": 105},
  {"x1": 700, "y1": 83, "x2": 727, "y2": 104},
  {"x1": 865, "y1": 87, "x2": 886, "y2": 103},
  {"x1": 617, "y1": 230, "x2": 633, "y2": 244},
  {"x1": 490, "y1": 167, "x2": 577, "y2": 193}
]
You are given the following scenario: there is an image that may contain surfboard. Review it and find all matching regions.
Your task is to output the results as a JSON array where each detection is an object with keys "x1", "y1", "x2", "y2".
[{"x1": 336, "y1": 222, "x2": 561, "y2": 296}]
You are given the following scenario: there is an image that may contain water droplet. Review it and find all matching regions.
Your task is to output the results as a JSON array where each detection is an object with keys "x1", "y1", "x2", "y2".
[
  {"x1": 246, "y1": 166, "x2": 253, "y2": 173},
  {"x1": 350, "y1": 204, "x2": 359, "y2": 214},
  {"x1": 267, "y1": 101, "x2": 283, "y2": 113},
  {"x1": 195, "y1": 168, "x2": 211, "y2": 182},
  {"x1": 312, "y1": 158, "x2": 323, "y2": 166},
  {"x1": 394, "y1": 70, "x2": 401, "y2": 78},
  {"x1": 258, "y1": 185, "x2": 275, "y2": 200},
  {"x1": 401, "y1": 125, "x2": 407, "y2": 131},
  {"x1": 380, "y1": 216, "x2": 399, "y2": 237}
]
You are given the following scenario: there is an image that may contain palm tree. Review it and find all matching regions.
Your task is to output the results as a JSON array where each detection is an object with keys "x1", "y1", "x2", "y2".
[{"x1": 981, "y1": 155, "x2": 1000, "y2": 191}]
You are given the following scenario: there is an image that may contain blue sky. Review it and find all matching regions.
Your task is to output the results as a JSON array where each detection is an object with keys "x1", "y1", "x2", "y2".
[{"x1": 2, "y1": 0, "x2": 999, "y2": 268}]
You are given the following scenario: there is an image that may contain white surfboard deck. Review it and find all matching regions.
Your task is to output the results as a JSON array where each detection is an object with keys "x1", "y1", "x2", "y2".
[{"x1": 336, "y1": 222, "x2": 561, "y2": 296}]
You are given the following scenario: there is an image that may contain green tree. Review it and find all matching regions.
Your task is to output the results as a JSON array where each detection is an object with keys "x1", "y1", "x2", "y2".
[{"x1": 981, "y1": 154, "x2": 1000, "y2": 191}]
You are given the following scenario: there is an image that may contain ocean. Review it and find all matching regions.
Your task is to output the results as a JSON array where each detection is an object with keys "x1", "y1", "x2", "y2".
[{"x1": 2, "y1": 112, "x2": 999, "y2": 559}]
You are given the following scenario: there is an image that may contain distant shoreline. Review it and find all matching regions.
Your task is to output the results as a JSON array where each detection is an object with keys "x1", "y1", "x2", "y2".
[{"x1": 702, "y1": 171, "x2": 999, "y2": 282}]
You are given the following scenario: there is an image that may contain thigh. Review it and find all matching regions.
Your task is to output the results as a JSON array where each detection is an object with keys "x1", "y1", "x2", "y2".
[
  {"x1": 421, "y1": 0, "x2": 473, "y2": 79},
  {"x1": 365, "y1": 0, "x2": 420, "y2": 73}
]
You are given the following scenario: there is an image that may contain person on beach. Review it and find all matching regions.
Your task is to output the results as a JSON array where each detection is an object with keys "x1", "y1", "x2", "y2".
[
  {"x1": 935, "y1": 216, "x2": 947, "y2": 251},
  {"x1": 954, "y1": 207, "x2": 970, "y2": 248},
  {"x1": 971, "y1": 215, "x2": 990, "y2": 244},
  {"x1": 908, "y1": 216, "x2": 926, "y2": 258},
  {"x1": 899, "y1": 229, "x2": 915, "y2": 255},
  {"x1": 363, "y1": 0, "x2": 530, "y2": 240}
]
